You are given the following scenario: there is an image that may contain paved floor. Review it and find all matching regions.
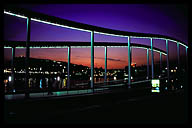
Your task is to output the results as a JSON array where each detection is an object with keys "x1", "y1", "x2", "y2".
[{"x1": 4, "y1": 87, "x2": 187, "y2": 125}]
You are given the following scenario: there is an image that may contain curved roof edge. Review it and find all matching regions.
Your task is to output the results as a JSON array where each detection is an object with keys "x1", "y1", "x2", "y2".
[{"x1": 4, "y1": 5, "x2": 188, "y2": 48}]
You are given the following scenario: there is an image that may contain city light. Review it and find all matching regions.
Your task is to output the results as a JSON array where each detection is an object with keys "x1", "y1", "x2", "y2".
[
  {"x1": 57, "y1": 76, "x2": 60, "y2": 81},
  {"x1": 151, "y1": 79, "x2": 160, "y2": 93},
  {"x1": 40, "y1": 79, "x2": 42, "y2": 88},
  {"x1": 8, "y1": 76, "x2": 11, "y2": 82},
  {"x1": 152, "y1": 90, "x2": 160, "y2": 92}
]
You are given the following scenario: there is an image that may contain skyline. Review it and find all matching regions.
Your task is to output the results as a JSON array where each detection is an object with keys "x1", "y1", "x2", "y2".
[{"x1": 4, "y1": 4, "x2": 188, "y2": 69}]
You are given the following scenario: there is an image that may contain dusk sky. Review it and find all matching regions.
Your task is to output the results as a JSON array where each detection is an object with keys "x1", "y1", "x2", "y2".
[{"x1": 4, "y1": 4, "x2": 188, "y2": 69}]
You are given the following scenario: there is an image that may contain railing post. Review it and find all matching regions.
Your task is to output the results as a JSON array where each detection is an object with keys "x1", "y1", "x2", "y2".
[
  {"x1": 166, "y1": 39, "x2": 170, "y2": 82},
  {"x1": 177, "y1": 42, "x2": 180, "y2": 69},
  {"x1": 151, "y1": 38, "x2": 154, "y2": 79},
  {"x1": 147, "y1": 48, "x2": 149, "y2": 79},
  {"x1": 160, "y1": 52, "x2": 162, "y2": 77},
  {"x1": 185, "y1": 47, "x2": 188, "y2": 71},
  {"x1": 25, "y1": 17, "x2": 31, "y2": 99},
  {"x1": 91, "y1": 31, "x2": 94, "y2": 91},
  {"x1": 67, "y1": 46, "x2": 71, "y2": 89},
  {"x1": 128, "y1": 36, "x2": 131, "y2": 88},
  {"x1": 11, "y1": 47, "x2": 15, "y2": 89},
  {"x1": 104, "y1": 46, "x2": 107, "y2": 84}
]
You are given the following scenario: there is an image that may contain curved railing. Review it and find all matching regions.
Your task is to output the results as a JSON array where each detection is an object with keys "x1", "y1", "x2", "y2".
[{"x1": 3, "y1": 6, "x2": 188, "y2": 48}]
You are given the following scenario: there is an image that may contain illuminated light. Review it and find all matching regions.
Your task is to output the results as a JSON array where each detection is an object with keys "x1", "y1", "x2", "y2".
[
  {"x1": 4, "y1": 10, "x2": 27, "y2": 19},
  {"x1": 95, "y1": 31, "x2": 128, "y2": 38},
  {"x1": 165, "y1": 67, "x2": 167, "y2": 70},
  {"x1": 159, "y1": 75, "x2": 161, "y2": 78},
  {"x1": 90, "y1": 77, "x2": 92, "y2": 81},
  {"x1": 130, "y1": 36, "x2": 151, "y2": 39},
  {"x1": 13, "y1": 89, "x2": 16, "y2": 93},
  {"x1": 166, "y1": 80, "x2": 168, "y2": 83},
  {"x1": 165, "y1": 87, "x2": 168, "y2": 90},
  {"x1": 31, "y1": 18, "x2": 91, "y2": 33},
  {"x1": 175, "y1": 67, "x2": 177, "y2": 69},
  {"x1": 152, "y1": 90, "x2": 160, "y2": 92},
  {"x1": 171, "y1": 80, "x2": 173, "y2": 82},
  {"x1": 171, "y1": 70, "x2": 173, "y2": 72},
  {"x1": 178, "y1": 42, "x2": 188, "y2": 48},
  {"x1": 114, "y1": 76, "x2": 117, "y2": 80},
  {"x1": 57, "y1": 76, "x2": 60, "y2": 81},
  {"x1": 155, "y1": 87, "x2": 159, "y2": 90},
  {"x1": 54, "y1": 77, "x2": 57, "y2": 80},
  {"x1": 181, "y1": 85, "x2": 183, "y2": 88},
  {"x1": 131, "y1": 76, "x2": 133, "y2": 80},
  {"x1": 151, "y1": 79, "x2": 160, "y2": 87},
  {"x1": 4, "y1": 79, "x2": 8, "y2": 84},
  {"x1": 40, "y1": 79, "x2": 42, "y2": 88},
  {"x1": 40, "y1": 67, "x2": 42, "y2": 71},
  {"x1": 8, "y1": 76, "x2": 11, "y2": 82},
  {"x1": 132, "y1": 46, "x2": 147, "y2": 50},
  {"x1": 174, "y1": 70, "x2": 176, "y2": 72}
]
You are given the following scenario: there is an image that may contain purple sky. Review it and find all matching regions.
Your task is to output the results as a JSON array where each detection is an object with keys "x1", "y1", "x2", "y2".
[{"x1": 4, "y1": 4, "x2": 188, "y2": 68}]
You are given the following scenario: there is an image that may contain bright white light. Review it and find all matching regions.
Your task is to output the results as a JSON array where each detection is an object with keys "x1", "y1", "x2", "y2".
[
  {"x1": 178, "y1": 42, "x2": 188, "y2": 48},
  {"x1": 171, "y1": 70, "x2": 173, "y2": 72},
  {"x1": 130, "y1": 36, "x2": 151, "y2": 39},
  {"x1": 165, "y1": 87, "x2": 168, "y2": 90},
  {"x1": 90, "y1": 77, "x2": 92, "y2": 81},
  {"x1": 8, "y1": 76, "x2": 11, "y2": 82},
  {"x1": 31, "y1": 18, "x2": 91, "y2": 33},
  {"x1": 131, "y1": 76, "x2": 133, "y2": 80},
  {"x1": 181, "y1": 85, "x2": 183, "y2": 88},
  {"x1": 114, "y1": 76, "x2": 117, "y2": 80},
  {"x1": 95, "y1": 31, "x2": 128, "y2": 38},
  {"x1": 13, "y1": 89, "x2": 16, "y2": 93},
  {"x1": 57, "y1": 76, "x2": 60, "y2": 81},
  {"x1": 4, "y1": 11, "x2": 27, "y2": 19},
  {"x1": 132, "y1": 46, "x2": 147, "y2": 50}
]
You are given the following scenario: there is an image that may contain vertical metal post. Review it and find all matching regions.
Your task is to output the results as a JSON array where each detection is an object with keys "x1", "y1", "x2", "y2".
[
  {"x1": 186, "y1": 47, "x2": 188, "y2": 71},
  {"x1": 104, "y1": 46, "x2": 107, "y2": 82},
  {"x1": 128, "y1": 36, "x2": 131, "y2": 87},
  {"x1": 151, "y1": 38, "x2": 154, "y2": 79},
  {"x1": 67, "y1": 46, "x2": 71, "y2": 89},
  {"x1": 160, "y1": 52, "x2": 162, "y2": 77},
  {"x1": 166, "y1": 39, "x2": 169, "y2": 81},
  {"x1": 177, "y1": 42, "x2": 180, "y2": 69},
  {"x1": 91, "y1": 31, "x2": 94, "y2": 90},
  {"x1": 25, "y1": 17, "x2": 31, "y2": 98},
  {"x1": 11, "y1": 47, "x2": 15, "y2": 88},
  {"x1": 147, "y1": 48, "x2": 149, "y2": 79}
]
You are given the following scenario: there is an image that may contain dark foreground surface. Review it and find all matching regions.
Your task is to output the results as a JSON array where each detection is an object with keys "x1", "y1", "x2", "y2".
[{"x1": 4, "y1": 87, "x2": 188, "y2": 125}]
